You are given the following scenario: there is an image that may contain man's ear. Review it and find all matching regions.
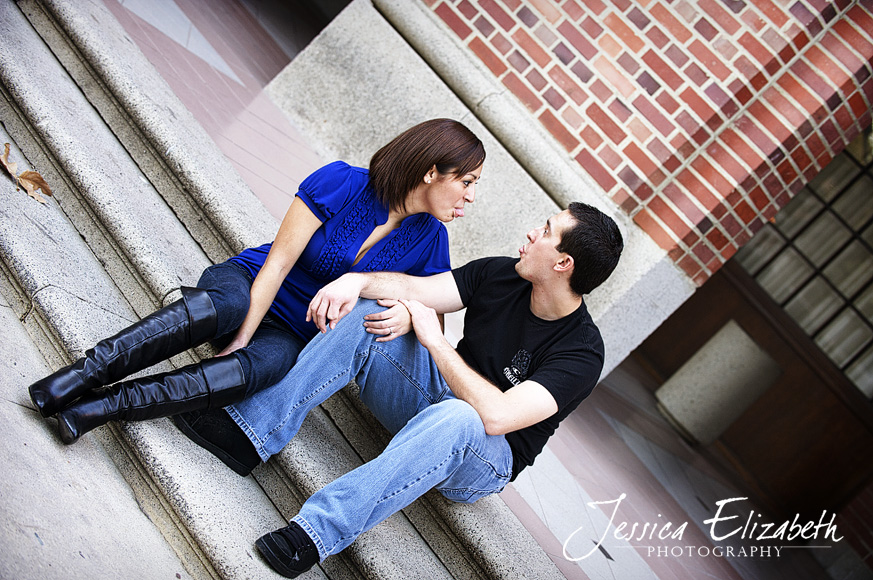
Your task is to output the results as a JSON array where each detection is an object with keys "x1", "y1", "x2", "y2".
[{"x1": 554, "y1": 254, "x2": 574, "y2": 273}]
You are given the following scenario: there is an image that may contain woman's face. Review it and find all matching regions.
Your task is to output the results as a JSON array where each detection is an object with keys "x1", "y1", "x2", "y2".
[{"x1": 422, "y1": 164, "x2": 482, "y2": 223}]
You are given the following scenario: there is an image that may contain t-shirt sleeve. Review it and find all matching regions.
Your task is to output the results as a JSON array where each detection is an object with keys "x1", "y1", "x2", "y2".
[
  {"x1": 451, "y1": 256, "x2": 502, "y2": 306},
  {"x1": 405, "y1": 223, "x2": 452, "y2": 277},
  {"x1": 527, "y1": 348, "x2": 603, "y2": 411},
  {"x1": 295, "y1": 160, "x2": 360, "y2": 222}
]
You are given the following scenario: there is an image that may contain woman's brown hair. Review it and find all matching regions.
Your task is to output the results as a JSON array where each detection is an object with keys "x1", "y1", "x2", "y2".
[{"x1": 369, "y1": 119, "x2": 486, "y2": 211}]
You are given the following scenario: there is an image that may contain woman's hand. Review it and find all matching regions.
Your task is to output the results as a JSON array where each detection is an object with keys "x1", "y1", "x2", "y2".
[
  {"x1": 363, "y1": 299, "x2": 412, "y2": 342},
  {"x1": 216, "y1": 332, "x2": 250, "y2": 357}
]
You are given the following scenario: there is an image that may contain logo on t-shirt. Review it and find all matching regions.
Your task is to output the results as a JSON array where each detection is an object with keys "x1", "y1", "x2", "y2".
[{"x1": 503, "y1": 349, "x2": 531, "y2": 386}]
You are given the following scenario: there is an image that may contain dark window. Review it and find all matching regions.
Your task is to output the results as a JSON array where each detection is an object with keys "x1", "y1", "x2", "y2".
[{"x1": 736, "y1": 126, "x2": 873, "y2": 397}]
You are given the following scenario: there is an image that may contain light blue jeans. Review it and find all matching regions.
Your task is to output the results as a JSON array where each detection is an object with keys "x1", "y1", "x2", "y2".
[{"x1": 226, "y1": 299, "x2": 513, "y2": 559}]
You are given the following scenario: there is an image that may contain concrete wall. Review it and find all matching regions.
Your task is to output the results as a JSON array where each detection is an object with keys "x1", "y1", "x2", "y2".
[{"x1": 267, "y1": 0, "x2": 696, "y2": 375}]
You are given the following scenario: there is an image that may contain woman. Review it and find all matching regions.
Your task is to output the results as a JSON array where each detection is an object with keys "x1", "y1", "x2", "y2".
[{"x1": 29, "y1": 118, "x2": 484, "y2": 444}]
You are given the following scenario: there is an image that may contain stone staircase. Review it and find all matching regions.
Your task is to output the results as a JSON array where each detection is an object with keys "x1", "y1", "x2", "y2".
[{"x1": 0, "y1": 1, "x2": 563, "y2": 578}]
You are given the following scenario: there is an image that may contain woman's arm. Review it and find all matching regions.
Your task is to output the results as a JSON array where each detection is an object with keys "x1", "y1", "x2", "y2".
[{"x1": 218, "y1": 197, "x2": 322, "y2": 355}]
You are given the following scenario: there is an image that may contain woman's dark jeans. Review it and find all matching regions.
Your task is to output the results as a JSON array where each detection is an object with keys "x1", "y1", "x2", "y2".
[{"x1": 197, "y1": 261, "x2": 306, "y2": 398}]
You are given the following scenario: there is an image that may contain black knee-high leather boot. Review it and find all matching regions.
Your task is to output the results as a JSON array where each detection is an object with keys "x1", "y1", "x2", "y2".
[
  {"x1": 29, "y1": 287, "x2": 217, "y2": 418},
  {"x1": 56, "y1": 354, "x2": 246, "y2": 444}
]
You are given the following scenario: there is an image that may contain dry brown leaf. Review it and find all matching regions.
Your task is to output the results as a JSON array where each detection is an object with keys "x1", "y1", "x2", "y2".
[
  {"x1": 2, "y1": 144, "x2": 55, "y2": 204},
  {"x1": 18, "y1": 170, "x2": 53, "y2": 204},
  {"x1": 1, "y1": 143, "x2": 17, "y2": 179}
]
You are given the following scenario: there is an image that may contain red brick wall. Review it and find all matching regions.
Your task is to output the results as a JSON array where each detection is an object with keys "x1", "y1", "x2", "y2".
[{"x1": 426, "y1": 0, "x2": 873, "y2": 285}]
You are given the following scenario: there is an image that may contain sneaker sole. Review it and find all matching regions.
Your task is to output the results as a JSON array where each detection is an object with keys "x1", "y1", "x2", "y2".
[{"x1": 255, "y1": 534, "x2": 307, "y2": 578}]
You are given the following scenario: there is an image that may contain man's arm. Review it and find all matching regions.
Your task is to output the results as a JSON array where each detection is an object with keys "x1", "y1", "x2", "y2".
[
  {"x1": 401, "y1": 299, "x2": 559, "y2": 436},
  {"x1": 307, "y1": 270, "x2": 463, "y2": 332}
]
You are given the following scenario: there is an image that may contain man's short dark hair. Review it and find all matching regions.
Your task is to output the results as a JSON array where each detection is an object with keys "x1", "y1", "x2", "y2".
[{"x1": 557, "y1": 202, "x2": 623, "y2": 296}]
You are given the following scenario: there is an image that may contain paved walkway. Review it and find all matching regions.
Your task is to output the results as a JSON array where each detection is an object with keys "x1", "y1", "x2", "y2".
[
  {"x1": 510, "y1": 357, "x2": 828, "y2": 579},
  {"x1": 104, "y1": 1, "x2": 833, "y2": 578},
  {"x1": 104, "y1": 0, "x2": 325, "y2": 220}
]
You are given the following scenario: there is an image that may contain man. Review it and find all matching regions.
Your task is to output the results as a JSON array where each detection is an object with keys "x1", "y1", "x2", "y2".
[{"x1": 176, "y1": 202, "x2": 623, "y2": 578}]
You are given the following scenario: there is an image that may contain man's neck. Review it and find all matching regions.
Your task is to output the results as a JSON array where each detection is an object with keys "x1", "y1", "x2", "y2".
[{"x1": 528, "y1": 283, "x2": 582, "y2": 321}]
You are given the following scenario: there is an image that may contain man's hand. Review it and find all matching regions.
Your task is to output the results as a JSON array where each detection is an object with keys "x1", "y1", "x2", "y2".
[
  {"x1": 307, "y1": 273, "x2": 366, "y2": 332},
  {"x1": 401, "y1": 297, "x2": 559, "y2": 435},
  {"x1": 400, "y1": 299, "x2": 445, "y2": 350}
]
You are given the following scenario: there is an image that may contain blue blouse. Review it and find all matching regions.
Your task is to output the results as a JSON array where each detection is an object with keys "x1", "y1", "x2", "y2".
[{"x1": 230, "y1": 161, "x2": 451, "y2": 341}]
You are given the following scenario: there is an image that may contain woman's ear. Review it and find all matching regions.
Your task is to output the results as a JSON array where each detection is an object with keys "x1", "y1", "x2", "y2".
[{"x1": 424, "y1": 165, "x2": 438, "y2": 184}]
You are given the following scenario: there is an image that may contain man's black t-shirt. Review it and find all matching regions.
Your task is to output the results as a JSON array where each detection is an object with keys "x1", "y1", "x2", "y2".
[{"x1": 451, "y1": 256, "x2": 605, "y2": 479}]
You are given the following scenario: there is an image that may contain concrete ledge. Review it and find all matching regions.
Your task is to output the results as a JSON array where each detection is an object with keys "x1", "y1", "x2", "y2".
[
  {"x1": 0, "y1": 135, "x2": 304, "y2": 579},
  {"x1": 119, "y1": 418, "x2": 316, "y2": 580},
  {"x1": 0, "y1": 134, "x2": 140, "y2": 360},
  {"x1": 0, "y1": 131, "x2": 197, "y2": 576},
  {"x1": 372, "y1": 0, "x2": 613, "y2": 216},
  {"x1": 266, "y1": 0, "x2": 558, "y2": 268},
  {"x1": 0, "y1": 285, "x2": 194, "y2": 580}
]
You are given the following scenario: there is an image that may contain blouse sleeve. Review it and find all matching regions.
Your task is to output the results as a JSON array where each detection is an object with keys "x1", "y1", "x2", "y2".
[
  {"x1": 405, "y1": 222, "x2": 452, "y2": 277},
  {"x1": 295, "y1": 161, "x2": 362, "y2": 222}
]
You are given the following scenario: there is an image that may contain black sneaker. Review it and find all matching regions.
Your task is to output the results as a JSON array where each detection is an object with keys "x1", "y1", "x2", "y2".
[
  {"x1": 173, "y1": 408, "x2": 261, "y2": 476},
  {"x1": 255, "y1": 521, "x2": 319, "y2": 578}
]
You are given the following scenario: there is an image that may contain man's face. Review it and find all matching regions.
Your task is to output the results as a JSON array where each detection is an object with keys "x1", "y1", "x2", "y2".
[{"x1": 516, "y1": 210, "x2": 574, "y2": 281}]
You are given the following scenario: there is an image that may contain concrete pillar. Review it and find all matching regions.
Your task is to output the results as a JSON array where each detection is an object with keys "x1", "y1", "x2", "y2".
[{"x1": 655, "y1": 320, "x2": 782, "y2": 445}]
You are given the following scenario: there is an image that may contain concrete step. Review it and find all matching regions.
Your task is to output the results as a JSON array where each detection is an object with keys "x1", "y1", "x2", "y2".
[
  {"x1": 0, "y1": 132, "x2": 291, "y2": 580},
  {"x1": 18, "y1": 0, "x2": 278, "y2": 261},
  {"x1": 0, "y1": 247, "x2": 193, "y2": 580},
  {"x1": 0, "y1": 4, "x2": 308, "y2": 579},
  {"x1": 1, "y1": 1, "x2": 211, "y2": 317},
  {"x1": 1, "y1": 0, "x2": 565, "y2": 577}
]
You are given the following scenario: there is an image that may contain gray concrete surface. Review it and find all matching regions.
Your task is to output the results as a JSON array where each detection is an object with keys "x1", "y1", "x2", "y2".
[
  {"x1": 0, "y1": 0, "x2": 209, "y2": 314},
  {"x1": 0, "y1": 290, "x2": 193, "y2": 580},
  {"x1": 0, "y1": 131, "x2": 190, "y2": 578},
  {"x1": 0, "y1": 123, "x2": 301, "y2": 578},
  {"x1": 0, "y1": 6, "x2": 312, "y2": 574},
  {"x1": 265, "y1": 0, "x2": 559, "y2": 269},
  {"x1": 656, "y1": 319, "x2": 781, "y2": 444}
]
